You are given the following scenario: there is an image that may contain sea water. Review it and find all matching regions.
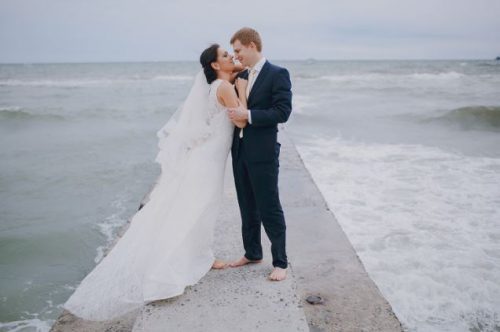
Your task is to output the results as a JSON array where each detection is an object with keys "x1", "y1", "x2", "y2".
[{"x1": 0, "y1": 60, "x2": 498, "y2": 331}]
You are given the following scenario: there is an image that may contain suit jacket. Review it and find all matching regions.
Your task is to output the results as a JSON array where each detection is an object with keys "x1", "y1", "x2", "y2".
[{"x1": 231, "y1": 60, "x2": 292, "y2": 162}]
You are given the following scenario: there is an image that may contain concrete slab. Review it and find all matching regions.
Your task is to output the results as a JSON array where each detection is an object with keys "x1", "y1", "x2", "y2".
[
  {"x1": 50, "y1": 129, "x2": 403, "y2": 332},
  {"x1": 280, "y1": 129, "x2": 403, "y2": 332},
  {"x1": 131, "y1": 154, "x2": 309, "y2": 332}
]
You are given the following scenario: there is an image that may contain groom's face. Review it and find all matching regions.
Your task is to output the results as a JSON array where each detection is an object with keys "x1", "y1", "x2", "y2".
[{"x1": 232, "y1": 39, "x2": 253, "y2": 67}]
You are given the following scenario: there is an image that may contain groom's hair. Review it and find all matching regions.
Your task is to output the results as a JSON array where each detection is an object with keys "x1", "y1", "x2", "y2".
[{"x1": 230, "y1": 27, "x2": 262, "y2": 52}]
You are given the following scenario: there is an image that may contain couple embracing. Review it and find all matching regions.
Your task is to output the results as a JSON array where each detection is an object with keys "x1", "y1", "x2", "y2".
[{"x1": 63, "y1": 27, "x2": 293, "y2": 321}]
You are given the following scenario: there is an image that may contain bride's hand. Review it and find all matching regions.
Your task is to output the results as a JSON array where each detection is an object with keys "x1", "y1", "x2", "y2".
[
  {"x1": 230, "y1": 100, "x2": 247, "y2": 128},
  {"x1": 235, "y1": 78, "x2": 248, "y2": 94}
]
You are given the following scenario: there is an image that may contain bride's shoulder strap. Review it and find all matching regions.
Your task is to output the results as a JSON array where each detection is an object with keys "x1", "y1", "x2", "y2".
[{"x1": 211, "y1": 78, "x2": 224, "y2": 90}]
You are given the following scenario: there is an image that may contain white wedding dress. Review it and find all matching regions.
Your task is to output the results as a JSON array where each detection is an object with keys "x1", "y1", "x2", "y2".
[{"x1": 63, "y1": 72, "x2": 234, "y2": 321}]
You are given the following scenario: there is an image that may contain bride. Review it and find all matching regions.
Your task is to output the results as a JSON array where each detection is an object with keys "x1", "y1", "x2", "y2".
[{"x1": 62, "y1": 44, "x2": 249, "y2": 321}]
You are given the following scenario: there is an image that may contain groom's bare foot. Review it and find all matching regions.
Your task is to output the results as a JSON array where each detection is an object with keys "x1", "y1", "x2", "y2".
[
  {"x1": 211, "y1": 259, "x2": 228, "y2": 269},
  {"x1": 268, "y1": 267, "x2": 287, "y2": 281},
  {"x1": 229, "y1": 256, "x2": 262, "y2": 268}
]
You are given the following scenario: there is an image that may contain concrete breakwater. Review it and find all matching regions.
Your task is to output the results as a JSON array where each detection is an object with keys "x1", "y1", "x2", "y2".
[{"x1": 50, "y1": 129, "x2": 403, "y2": 332}]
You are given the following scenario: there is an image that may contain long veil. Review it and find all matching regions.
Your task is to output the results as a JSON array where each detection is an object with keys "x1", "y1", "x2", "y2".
[
  {"x1": 62, "y1": 70, "x2": 220, "y2": 321},
  {"x1": 154, "y1": 70, "x2": 212, "y2": 179}
]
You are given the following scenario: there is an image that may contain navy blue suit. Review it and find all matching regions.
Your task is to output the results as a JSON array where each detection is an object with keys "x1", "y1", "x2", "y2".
[{"x1": 231, "y1": 60, "x2": 292, "y2": 269}]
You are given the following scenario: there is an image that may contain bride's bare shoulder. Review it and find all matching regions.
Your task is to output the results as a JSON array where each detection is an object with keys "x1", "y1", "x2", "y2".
[
  {"x1": 217, "y1": 79, "x2": 232, "y2": 89},
  {"x1": 215, "y1": 80, "x2": 237, "y2": 107},
  {"x1": 216, "y1": 80, "x2": 235, "y2": 96}
]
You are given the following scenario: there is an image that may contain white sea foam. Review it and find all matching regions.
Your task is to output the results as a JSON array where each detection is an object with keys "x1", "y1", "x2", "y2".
[
  {"x1": 0, "y1": 105, "x2": 22, "y2": 112},
  {"x1": 292, "y1": 95, "x2": 316, "y2": 115},
  {"x1": 295, "y1": 137, "x2": 500, "y2": 332},
  {"x1": 0, "y1": 318, "x2": 53, "y2": 332},
  {"x1": 94, "y1": 195, "x2": 129, "y2": 263},
  {"x1": 410, "y1": 71, "x2": 464, "y2": 80}
]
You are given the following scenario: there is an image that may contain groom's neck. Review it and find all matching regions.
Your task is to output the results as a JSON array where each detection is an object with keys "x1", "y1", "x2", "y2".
[{"x1": 249, "y1": 53, "x2": 263, "y2": 68}]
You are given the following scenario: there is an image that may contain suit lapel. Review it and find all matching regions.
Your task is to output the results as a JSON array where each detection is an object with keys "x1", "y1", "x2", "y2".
[
  {"x1": 241, "y1": 69, "x2": 249, "y2": 80},
  {"x1": 248, "y1": 60, "x2": 270, "y2": 104}
]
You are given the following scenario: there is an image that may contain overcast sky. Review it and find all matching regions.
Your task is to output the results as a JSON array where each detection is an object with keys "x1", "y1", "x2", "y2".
[{"x1": 1, "y1": 0, "x2": 499, "y2": 63}]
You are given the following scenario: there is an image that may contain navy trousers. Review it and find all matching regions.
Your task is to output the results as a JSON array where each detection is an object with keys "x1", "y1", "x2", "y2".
[{"x1": 232, "y1": 139, "x2": 288, "y2": 269}]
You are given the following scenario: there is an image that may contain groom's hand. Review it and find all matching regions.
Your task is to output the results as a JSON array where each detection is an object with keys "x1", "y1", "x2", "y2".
[{"x1": 227, "y1": 104, "x2": 249, "y2": 121}]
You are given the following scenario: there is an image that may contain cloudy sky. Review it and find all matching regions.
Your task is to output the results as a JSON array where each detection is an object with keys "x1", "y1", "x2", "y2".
[{"x1": 1, "y1": 0, "x2": 499, "y2": 63}]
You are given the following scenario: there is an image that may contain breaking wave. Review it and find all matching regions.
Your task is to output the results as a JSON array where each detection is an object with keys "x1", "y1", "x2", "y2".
[
  {"x1": 424, "y1": 106, "x2": 500, "y2": 131},
  {"x1": 0, "y1": 106, "x2": 66, "y2": 122}
]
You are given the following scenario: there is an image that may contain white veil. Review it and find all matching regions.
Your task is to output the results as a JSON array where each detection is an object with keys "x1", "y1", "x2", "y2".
[
  {"x1": 61, "y1": 71, "x2": 224, "y2": 322},
  {"x1": 154, "y1": 70, "x2": 213, "y2": 179}
]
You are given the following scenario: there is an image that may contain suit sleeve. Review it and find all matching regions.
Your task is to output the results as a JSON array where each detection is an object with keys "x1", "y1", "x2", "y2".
[
  {"x1": 237, "y1": 70, "x2": 249, "y2": 80},
  {"x1": 234, "y1": 70, "x2": 248, "y2": 99},
  {"x1": 249, "y1": 68, "x2": 292, "y2": 127}
]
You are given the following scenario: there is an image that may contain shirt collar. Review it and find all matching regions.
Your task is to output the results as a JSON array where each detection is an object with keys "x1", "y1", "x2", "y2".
[{"x1": 250, "y1": 56, "x2": 266, "y2": 73}]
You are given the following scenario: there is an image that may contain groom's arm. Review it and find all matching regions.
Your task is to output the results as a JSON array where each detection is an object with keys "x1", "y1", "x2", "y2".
[
  {"x1": 218, "y1": 81, "x2": 247, "y2": 129},
  {"x1": 249, "y1": 68, "x2": 292, "y2": 127}
]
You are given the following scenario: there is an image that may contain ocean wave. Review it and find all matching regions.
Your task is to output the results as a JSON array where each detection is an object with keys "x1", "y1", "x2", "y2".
[
  {"x1": 151, "y1": 75, "x2": 194, "y2": 81},
  {"x1": 0, "y1": 78, "x2": 116, "y2": 88},
  {"x1": 410, "y1": 71, "x2": 464, "y2": 80},
  {"x1": 0, "y1": 317, "x2": 53, "y2": 332},
  {"x1": 316, "y1": 71, "x2": 465, "y2": 83},
  {"x1": 476, "y1": 62, "x2": 500, "y2": 67},
  {"x1": 292, "y1": 73, "x2": 319, "y2": 79},
  {"x1": 0, "y1": 75, "x2": 194, "y2": 87},
  {"x1": 294, "y1": 137, "x2": 500, "y2": 332},
  {"x1": 317, "y1": 73, "x2": 387, "y2": 82},
  {"x1": 0, "y1": 107, "x2": 66, "y2": 121},
  {"x1": 423, "y1": 106, "x2": 500, "y2": 131}
]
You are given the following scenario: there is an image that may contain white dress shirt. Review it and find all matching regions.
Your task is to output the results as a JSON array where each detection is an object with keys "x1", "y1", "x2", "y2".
[{"x1": 246, "y1": 56, "x2": 266, "y2": 125}]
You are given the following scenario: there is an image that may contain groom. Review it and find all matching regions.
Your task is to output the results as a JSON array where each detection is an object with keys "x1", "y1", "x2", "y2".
[{"x1": 227, "y1": 27, "x2": 292, "y2": 281}]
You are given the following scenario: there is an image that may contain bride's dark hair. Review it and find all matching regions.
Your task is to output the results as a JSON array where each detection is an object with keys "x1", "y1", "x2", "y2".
[{"x1": 199, "y1": 44, "x2": 219, "y2": 84}]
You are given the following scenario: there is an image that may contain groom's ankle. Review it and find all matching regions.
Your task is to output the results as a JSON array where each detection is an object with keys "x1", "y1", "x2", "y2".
[{"x1": 244, "y1": 254, "x2": 262, "y2": 261}]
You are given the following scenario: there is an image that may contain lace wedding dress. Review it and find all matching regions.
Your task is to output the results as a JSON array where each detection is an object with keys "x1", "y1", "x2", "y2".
[{"x1": 63, "y1": 73, "x2": 234, "y2": 321}]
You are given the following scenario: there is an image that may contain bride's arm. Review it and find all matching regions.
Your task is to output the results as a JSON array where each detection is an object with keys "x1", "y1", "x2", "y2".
[
  {"x1": 229, "y1": 63, "x2": 245, "y2": 83},
  {"x1": 235, "y1": 78, "x2": 248, "y2": 110},
  {"x1": 217, "y1": 81, "x2": 247, "y2": 129}
]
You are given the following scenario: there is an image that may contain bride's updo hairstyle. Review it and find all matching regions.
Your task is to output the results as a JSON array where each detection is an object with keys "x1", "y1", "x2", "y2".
[{"x1": 200, "y1": 44, "x2": 219, "y2": 84}]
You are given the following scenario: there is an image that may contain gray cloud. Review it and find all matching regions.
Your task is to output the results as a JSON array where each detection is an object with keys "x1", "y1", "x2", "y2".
[{"x1": 0, "y1": 0, "x2": 499, "y2": 63}]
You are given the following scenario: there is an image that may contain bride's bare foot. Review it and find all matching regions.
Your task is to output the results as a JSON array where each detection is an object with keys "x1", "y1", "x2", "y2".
[
  {"x1": 229, "y1": 256, "x2": 262, "y2": 268},
  {"x1": 211, "y1": 259, "x2": 228, "y2": 269},
  {"x1": 268, "y1": 267, "x2": 287, "y2": 281}
]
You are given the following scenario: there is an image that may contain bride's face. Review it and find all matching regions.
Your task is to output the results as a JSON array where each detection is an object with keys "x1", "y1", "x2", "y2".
[{"x1": 213, "y1": 47, "x2": 235, "y2": 73}]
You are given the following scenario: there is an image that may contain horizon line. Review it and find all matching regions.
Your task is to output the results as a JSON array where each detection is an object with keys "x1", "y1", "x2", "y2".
[{"x1": 0, "y1": 57, "x2": 498, "y2": 65}]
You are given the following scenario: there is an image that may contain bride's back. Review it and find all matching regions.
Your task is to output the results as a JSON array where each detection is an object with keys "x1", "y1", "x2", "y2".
[{"x1": 208, "y1": 79, "x2": 228, "y2": 113}]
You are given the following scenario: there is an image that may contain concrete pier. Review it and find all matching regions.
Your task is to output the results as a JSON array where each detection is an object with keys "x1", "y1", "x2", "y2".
[{"x1": 50, "y1": 129, "x2": 403, "y2": 332}]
